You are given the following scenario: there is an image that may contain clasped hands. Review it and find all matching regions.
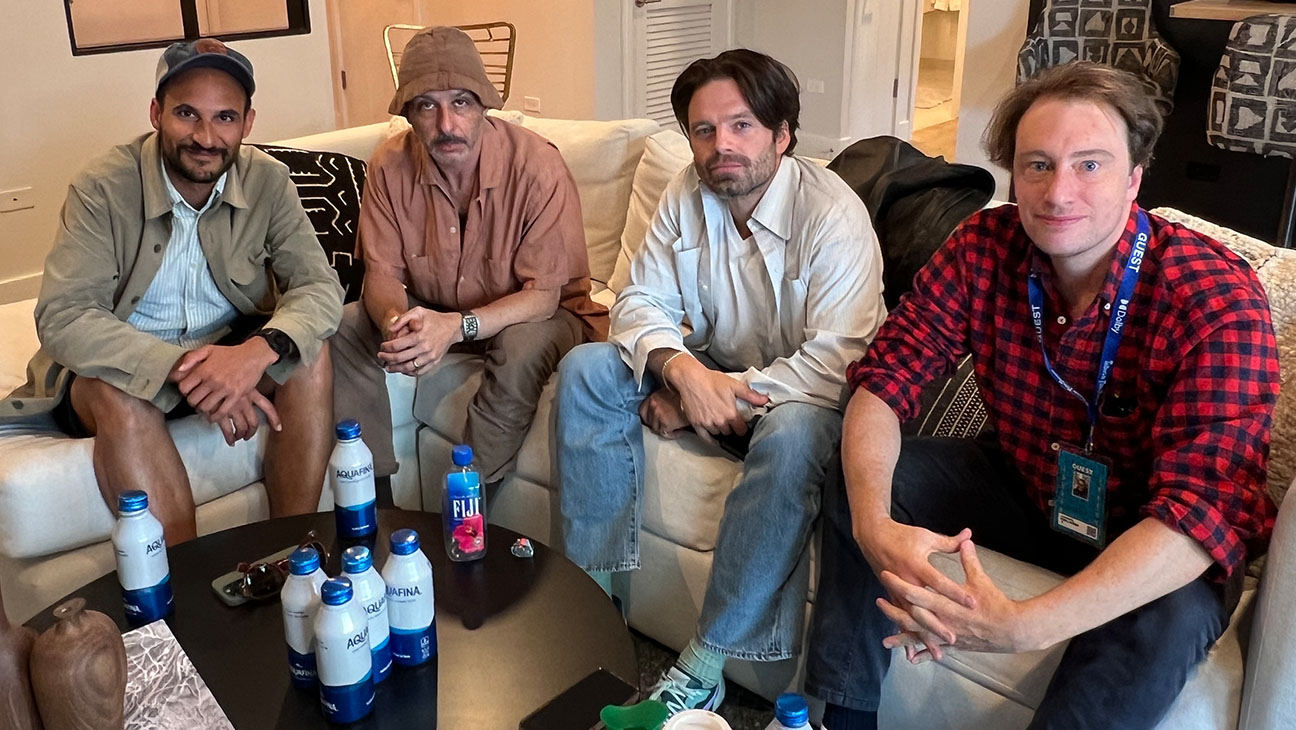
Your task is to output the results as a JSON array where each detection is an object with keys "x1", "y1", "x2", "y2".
[
  {"x1": 858, "y1": 519, "x2": 1039, "y2": 664},
  {"x1": 638, "y1": 354, "x2": 769, "y2": 440},
  {"x1": 169, "y1": 338, "x2": 280, "y2": 446},
  {"x1": 377, "y1": 306, "x2": 463, "y2": 377}
]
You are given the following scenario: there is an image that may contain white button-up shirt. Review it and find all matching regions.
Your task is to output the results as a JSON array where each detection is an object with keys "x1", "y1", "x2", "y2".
[
  {"x1": 127, "y1": 161, "x2": 239, "y2": 348},
  {"x1": 610, "y1": 155, "x2": 887, "y2": 412}
]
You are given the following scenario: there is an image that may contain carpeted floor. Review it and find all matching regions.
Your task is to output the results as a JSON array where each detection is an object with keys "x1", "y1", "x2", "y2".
[{"x1": 632, "y1": 630, "x2": 772, "y2": 730}]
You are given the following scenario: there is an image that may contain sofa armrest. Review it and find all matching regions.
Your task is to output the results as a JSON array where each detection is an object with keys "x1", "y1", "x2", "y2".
[{"x1": 1238, "y1": 482, "x2": 1296, "y2": 729}]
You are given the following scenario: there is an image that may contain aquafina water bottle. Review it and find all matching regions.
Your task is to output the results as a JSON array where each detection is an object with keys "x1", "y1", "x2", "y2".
[
  {"x1": 341, "y1": 545, "x2": 391, "y2": 684},
  {"x1": 281, "y1": 546, "x2": 327, "y2": 688},
  {"x1": 330, "y1": 419, "x2": 377, "y2": 539},
  {"x1": 765, "y1": 692, "x2": 812, "y2": 729},
  {"x1": 111, "y1": 490, "x2": 174, "y2": 624},
  {"x1": 315, "y1": 577, "x2": 375, "y2": 724},
  {"x1": 381, "y1": 529, "x2": 435, "y2": 666}
]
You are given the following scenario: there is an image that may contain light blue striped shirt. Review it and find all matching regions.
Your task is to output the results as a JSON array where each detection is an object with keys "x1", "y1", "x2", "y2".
[{"x1": 126, "y1": 160, "x2": 240, "y2": 348}]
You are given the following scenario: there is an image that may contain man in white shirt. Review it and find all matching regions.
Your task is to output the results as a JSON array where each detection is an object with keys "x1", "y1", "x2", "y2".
[{"x1": 555, "y1": 49, "x2": 887, "y2": 715}]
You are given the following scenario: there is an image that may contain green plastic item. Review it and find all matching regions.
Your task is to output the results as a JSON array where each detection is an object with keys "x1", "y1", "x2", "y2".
[{"x1": 600, "y1": 699, "x2": 671, "y2": 730}]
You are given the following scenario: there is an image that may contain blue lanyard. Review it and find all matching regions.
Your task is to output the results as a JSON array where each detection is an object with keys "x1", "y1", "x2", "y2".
[{"x1": 1027, "y1": 211, "x2": 1150, "y2": 452}]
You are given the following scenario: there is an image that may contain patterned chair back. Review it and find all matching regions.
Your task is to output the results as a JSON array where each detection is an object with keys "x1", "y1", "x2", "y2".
[
  {"x1": 1018, "y1": 0, "x2": 1180, "y2": 117},
  {"x1": 1208, "y1": 14, "x2": 1296, "y2": 159}
]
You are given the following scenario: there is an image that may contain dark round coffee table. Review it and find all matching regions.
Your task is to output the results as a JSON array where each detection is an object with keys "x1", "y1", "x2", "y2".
[{"x1": 26, "y1": 509, "x2": 637, "y2": 729}]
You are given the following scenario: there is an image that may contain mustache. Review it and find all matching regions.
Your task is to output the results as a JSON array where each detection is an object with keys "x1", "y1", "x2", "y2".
[
  {"x1": 706, "y1": 153, "x2": 750, "y2": 169},
  {"x1": 432, "y1": 134, "x2": 470, "y2": 147},
  {"x1": 181, "y1": 142, "x2": 228, "y2": 156}
]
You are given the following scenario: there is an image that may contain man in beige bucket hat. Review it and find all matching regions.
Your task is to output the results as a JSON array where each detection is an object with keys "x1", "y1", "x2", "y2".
[{"x1": 332, "y1": 26, "x2": 606, "y2": 488}]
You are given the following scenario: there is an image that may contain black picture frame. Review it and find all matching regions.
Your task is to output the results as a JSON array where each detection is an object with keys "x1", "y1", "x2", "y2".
[{"x1": 64, "y1": 0, "x2": 310, "y2": 56}]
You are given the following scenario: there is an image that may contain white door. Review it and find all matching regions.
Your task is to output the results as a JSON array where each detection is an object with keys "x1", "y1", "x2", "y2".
[
  {"x1": 325, "y1": 0, "x2": 424, "y2": 129},
  {"x1": 628, "y1": 0, "x2": 733, "y2": 129},
  {"x1": 845, "y1": 0, "x2": 923, "y2": 142}
]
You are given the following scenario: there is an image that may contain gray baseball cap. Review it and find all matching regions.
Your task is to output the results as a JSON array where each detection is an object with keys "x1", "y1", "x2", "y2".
[{"x1": 155, "y1": 38, "x2": 255, "y2": 98}]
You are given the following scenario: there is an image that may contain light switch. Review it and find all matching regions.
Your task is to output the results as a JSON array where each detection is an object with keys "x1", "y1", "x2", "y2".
[{"x1": 0, "y1": 187, "x2": 34, "y2": 213}]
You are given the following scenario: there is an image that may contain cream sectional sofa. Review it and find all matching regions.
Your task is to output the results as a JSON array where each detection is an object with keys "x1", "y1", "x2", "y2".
[{"x1": 2, "y1": 112, "x2": 1294, "y2": 729}]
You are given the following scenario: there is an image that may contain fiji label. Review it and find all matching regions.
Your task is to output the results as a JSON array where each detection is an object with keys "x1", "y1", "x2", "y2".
[{"x1": 446, "y1": 471, "x2": 485, "y2": 556}]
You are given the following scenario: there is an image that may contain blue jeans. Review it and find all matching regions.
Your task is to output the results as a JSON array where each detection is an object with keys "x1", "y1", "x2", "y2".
[
  {"x1": 804, "y1": 435, "x2": 1233, "y2": 729},
  {"x1": 556, "y1": 342, "x2": 842, "y2": 660}
]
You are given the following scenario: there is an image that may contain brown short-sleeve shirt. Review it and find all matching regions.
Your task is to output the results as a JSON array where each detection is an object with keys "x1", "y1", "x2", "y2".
[{"x1": 357, "y1": 119, "x2": 608, "y2": 340}]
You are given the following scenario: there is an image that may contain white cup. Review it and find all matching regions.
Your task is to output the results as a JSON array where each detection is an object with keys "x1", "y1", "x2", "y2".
[{"x1": 662, "y1": 709, "x2": 734, "y2": 730}]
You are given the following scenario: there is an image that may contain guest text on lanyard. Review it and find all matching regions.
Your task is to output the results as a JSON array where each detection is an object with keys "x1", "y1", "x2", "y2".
[{"x1": 1027, "y1": 211, "x2": 1149, "y2": 454}]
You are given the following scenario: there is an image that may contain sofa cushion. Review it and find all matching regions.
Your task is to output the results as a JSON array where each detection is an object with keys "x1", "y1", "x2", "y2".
[
  {"x1": 412, "y1": 355, "x2": 741, "y2": 552},
  {"x1": 254, "y1": 145, "x2": 369, "y2": 303},
  {"x1": 273, "y1": 121, "x2": 395, "y2": 167},
  {"x1": 610, "y1": 130, "x2": 694, "y2": 294},
  {"x1": 1151, "y1": 207, "x2": 1296, "y2": 507},
  {"x1": 0, "y1": 299, "x2": 37, "y2": 399},
  {"x1": 877, "y1": 547, "x2": 1251, "y2": 729},
  {"x1": 0, "y1": 416, "x2": 265, "y2": 558},
  {"x1": 486, "y1": 111, "x2": 661, "y2": 286}
]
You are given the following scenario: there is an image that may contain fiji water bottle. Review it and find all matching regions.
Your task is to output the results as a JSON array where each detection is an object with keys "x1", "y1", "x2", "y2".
[
  {"x1": 381, "y1": 529, "x2": 436, "y2": 666},
  {"x1": 442, "y1": 444, "x2": 486, "y2": 561},
  {"x1": 330, "y1": 419, "x2": 377, "y2": 539},
  {"x1": 281, "y1": 546, "x2": 327, "y2": 688},
  {"x1": 341, "y1": 546, "x2": 391, "y2": 684},
  {"x1": 765, "y1": 693, "x2": 812, "y2": 730},
  {"x1": 315, "y1": 577, "x2": 375, "y2": 724},
  {"x1": 111, "y1": 490, "x2": 174, "y2": 624}
]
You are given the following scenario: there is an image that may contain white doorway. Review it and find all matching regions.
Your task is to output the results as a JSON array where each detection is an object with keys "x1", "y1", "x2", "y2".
[
  {"x1": 909, "y1": 0, "x2": 969, "y2": 160},
  {"x1": 325, "y1": 0, "x2": 428, "y2": 129},
  {"x1": 626, "y1": 0, "x2": 732, "y2": 128}
]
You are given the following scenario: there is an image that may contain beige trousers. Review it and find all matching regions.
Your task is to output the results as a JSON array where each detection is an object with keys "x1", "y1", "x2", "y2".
[{"x1": 330, "y1": 300, "x2": 584, "y2": 481}]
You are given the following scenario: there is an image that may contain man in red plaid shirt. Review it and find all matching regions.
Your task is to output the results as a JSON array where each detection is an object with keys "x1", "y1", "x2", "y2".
[{"x1": 805, "y1": 62, "x2": 1279, "y2": 730}]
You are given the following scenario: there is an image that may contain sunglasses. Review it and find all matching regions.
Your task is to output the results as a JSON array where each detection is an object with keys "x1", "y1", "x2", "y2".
[{"x1": 233, "y1": 531, "x2": 329, "y2": 602}]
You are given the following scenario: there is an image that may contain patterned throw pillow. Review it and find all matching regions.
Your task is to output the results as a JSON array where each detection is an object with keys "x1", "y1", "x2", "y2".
[
  {"x1": 901, "y1": 354, "x2": 988, "y2": 439},
  {"x1": 254, "y1": 145, "x2": 368, "y2": 303}
]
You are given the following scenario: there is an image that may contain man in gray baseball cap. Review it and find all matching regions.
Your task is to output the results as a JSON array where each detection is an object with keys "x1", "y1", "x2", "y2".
[
  {"x1": 0, "y1": 38, "x2": 343, "y2": 545},
  {"x1": 156, "y1": 37, "x2": 256, "y2": 100}
]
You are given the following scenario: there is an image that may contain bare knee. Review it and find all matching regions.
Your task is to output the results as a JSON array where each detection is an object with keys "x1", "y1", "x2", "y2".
[
  {"x1": 290, "y1": 340, "x2": 333, "y2": 392},
  {"x1": 70, "y1": 377, "x2": 165, "y2": 435}
]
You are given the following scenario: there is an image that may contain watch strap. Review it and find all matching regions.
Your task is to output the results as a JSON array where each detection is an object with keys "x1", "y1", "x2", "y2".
[{"x1": 252, "y1": 328, "x2": 297, "y2": 364}]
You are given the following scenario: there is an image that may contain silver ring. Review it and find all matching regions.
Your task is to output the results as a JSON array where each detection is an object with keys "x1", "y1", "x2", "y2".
[{"x1": 413, "y1": 358, "x2": 420, "y2": 369}]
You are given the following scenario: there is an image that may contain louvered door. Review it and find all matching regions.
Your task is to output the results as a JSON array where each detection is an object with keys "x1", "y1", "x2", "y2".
[{"x1": 631, "y1": 0, "x2": 732, "y2": 130}]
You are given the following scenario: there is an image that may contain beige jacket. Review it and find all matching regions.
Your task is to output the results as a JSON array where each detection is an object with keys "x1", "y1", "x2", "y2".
[{"x1": 0, "y1": 133, "x2": 343, "y2": 423}]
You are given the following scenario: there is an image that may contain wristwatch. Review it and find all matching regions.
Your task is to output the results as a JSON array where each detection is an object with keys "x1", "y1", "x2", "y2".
[
  {"x1": 252, "y1": 328, "x2": 297, "y2": 364},
  {"x1": 459, "y1": 311, "x2": 480, "y2": 342}
]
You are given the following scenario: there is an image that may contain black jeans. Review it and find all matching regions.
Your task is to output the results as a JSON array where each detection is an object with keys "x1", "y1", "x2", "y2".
[{"x1": 804, "y1": 435, "x2": 1234, "y2": 729}]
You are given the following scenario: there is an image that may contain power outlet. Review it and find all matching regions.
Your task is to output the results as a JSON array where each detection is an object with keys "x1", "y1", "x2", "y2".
[
  {"x1": 0, "y1": 187, "x2": 34, "y2": 213},
  {"x1": 523, "y1": 96, "x2": 542, "y2": 114},
  {"x1": 806, "y1": 79, "x2": 826, "y2": 94}
]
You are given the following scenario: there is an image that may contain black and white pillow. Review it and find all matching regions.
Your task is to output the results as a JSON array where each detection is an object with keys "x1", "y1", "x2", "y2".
[
  {"x1": 1207, "y1": 14, "x2": 1296, "y2": 159},
  {"x1": 255, "y1": 145, "x2": 368, "y2": 303},
  {"x1": 901, "y1": 354, "x2": 988, "y2": 439},
  {"x1": 1018, "y1": 0, "x2": 1180, "y2": 118}
]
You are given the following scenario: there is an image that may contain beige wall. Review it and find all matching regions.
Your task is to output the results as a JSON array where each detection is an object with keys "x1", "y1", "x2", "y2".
[
  {"x1": 430, "y1": 0, "x2": 598, "y2": 120},
  {"x1": 734, "y1": 0, "x2": 851, "y2": 158},
  {"x1": 0, "y1": 0, "x2": 336, "y2": 302}
]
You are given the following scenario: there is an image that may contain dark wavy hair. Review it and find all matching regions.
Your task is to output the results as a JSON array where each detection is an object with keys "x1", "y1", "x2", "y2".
[
  {"x1": 670, "y1": 48, "x2": 800, "y2": 156},
  {"x1": 984, "y1": 61, "x2": 1162, "y2": 171}
]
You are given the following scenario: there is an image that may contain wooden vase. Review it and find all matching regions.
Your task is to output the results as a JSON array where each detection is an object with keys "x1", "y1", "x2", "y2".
[
  {"x1": 30, "y1": 598, "x2": 126, "y2": 730},
  {"x1": 0, "y1": 583, "x2": 43, "y2": 730}
]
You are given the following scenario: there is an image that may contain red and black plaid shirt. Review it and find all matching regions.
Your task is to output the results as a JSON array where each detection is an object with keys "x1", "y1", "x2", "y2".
[{"x1": 850, "y1": 203, "x2": 1278, "y2": 578}]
